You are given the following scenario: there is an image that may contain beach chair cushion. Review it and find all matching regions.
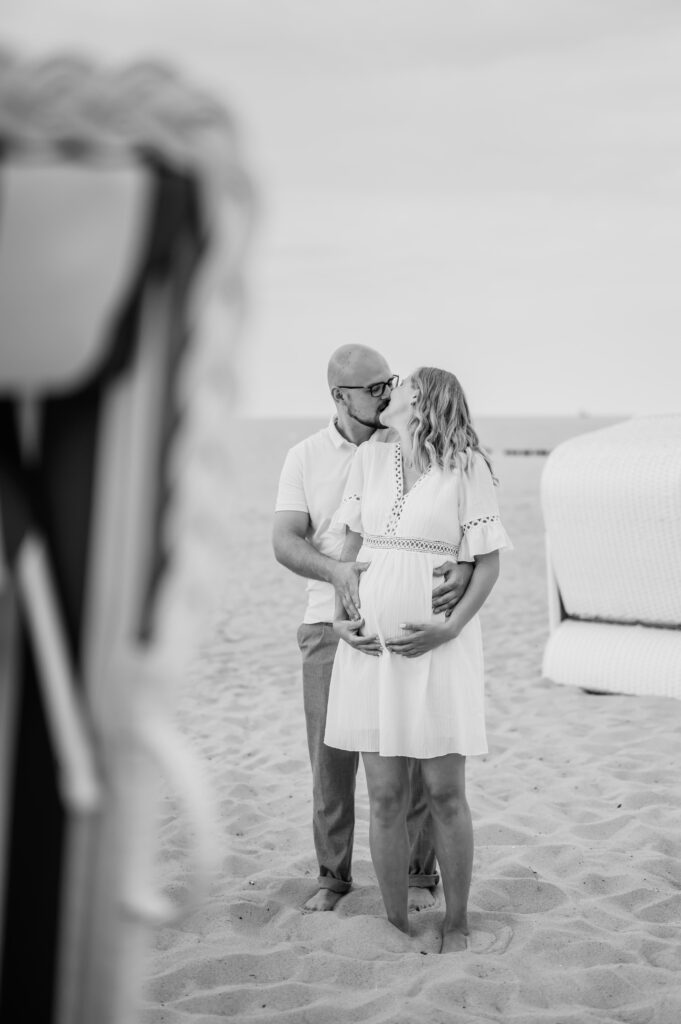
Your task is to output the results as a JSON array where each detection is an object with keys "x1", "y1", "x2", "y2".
[
  {"x1": 543, "y1": 619, "x2": 681, "y2": 699},
  {"x1": 541, "y1": 416, "x2": 681, "y2": 628}
]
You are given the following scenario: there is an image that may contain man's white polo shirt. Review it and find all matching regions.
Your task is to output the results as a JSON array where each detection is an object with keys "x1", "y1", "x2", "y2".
[{"x1": 275, "y1": 419, "x2": 388, "y2": 624}]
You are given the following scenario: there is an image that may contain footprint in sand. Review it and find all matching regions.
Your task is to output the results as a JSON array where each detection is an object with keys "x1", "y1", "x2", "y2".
[{"x1": 469, "y1": 925, "x2": 514, "y2": 955}]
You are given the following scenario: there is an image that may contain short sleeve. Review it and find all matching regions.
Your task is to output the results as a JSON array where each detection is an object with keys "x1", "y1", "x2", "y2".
[
  {"x1": 275, "y1": 447, "x2": 308, "y2": 513},
  {"x1": 331, "y1": 446, "x2": 365, "y2": 534},
  {"x1": 458, "y1": 450, "x2": 513, "y2": 561}
]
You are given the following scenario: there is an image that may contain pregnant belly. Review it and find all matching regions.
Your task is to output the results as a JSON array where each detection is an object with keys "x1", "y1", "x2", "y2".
[{"x1": 357, "y1": 549, "x2": 440, "y2": 640}]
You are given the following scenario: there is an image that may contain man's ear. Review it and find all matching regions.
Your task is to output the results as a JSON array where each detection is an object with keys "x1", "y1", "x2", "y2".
[{"x1": 330, "y1": 386, "x2": 344, "y2": 405}]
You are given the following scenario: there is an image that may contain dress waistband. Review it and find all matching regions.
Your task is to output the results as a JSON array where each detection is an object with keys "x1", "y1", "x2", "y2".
[{"x1": 363, "y1": 534, "x2": 459, "y2": 558}]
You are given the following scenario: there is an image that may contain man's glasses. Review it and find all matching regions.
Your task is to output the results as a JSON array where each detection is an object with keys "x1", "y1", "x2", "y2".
[{"x1": 337, "y1": 374, "x2": 400, "y2": 399}]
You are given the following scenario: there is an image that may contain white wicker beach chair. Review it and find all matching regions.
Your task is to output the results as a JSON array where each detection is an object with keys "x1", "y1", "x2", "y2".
[{"x1": 541, "y1": 415, "x2": 681, "y2": 699}]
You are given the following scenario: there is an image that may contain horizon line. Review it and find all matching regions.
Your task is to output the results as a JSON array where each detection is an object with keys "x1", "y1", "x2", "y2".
[{"x1": 233, "y1": 411, "x2": 634, "y2": 421}]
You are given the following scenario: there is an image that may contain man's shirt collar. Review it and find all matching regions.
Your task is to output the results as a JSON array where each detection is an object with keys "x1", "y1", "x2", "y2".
[{"x1": 327, "y1": 418, "x2": 389, "y2": 449}]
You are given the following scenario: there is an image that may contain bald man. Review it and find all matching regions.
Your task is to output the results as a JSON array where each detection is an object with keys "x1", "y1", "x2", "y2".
[{"x1": 273, "y1": 346, "x2": 472, "y2": 912}]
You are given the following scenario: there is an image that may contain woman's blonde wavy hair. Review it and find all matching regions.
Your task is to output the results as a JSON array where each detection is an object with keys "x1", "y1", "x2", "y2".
[{"x1": 407, "y1": 367, "x2": 496, "y2": 482}]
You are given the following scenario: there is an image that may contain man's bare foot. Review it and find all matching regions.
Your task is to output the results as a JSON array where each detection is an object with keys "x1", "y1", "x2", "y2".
[
  {"x1": 408, "y1": 886, "x2": 436, "y2": 912},
  {"x1": 440, "y1": 926, "x2": 469, "y2": 953},
  {"x1": 303, "y1": 888, "x2": 345, "y2": 912}
]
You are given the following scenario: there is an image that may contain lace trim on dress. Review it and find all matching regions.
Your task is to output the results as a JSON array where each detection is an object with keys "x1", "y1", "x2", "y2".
[
  {"x1": 462, "y1": 513, "x2": 501, "y2": 534},
  {"x1": 364, "y1": 534, "x2": 459, "y2": 558},
  {"x1": 384, "y1": 443, "x2": 430, "y2": 535}
]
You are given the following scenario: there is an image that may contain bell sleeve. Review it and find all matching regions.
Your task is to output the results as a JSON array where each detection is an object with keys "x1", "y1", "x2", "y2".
[
  {"x1": 331, "y1": 445, "x2": 366, "y2": 535},
  {"x1": 458, "y1": 450, "x2": 513, "y2": 562}
]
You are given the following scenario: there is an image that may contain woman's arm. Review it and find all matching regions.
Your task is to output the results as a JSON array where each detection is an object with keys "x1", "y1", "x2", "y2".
[
  {"x1": 443, "y1": 551, "x2": 499, "y2": 638},
  {"x1": 385, "y1": 551, "x2": 499, "y2": 658}
]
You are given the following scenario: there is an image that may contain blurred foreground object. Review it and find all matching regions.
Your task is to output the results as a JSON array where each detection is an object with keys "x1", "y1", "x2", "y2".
[
  {"x1": 541, "y1": 416, "x2": 681, "y2": 699},
  {"x1": 0, "y1": 51, "x2": 254, "y2": 1023}
]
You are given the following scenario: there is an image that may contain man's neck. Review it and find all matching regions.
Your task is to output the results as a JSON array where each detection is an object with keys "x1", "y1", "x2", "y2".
[{"x1": 334, "y1": 414, "x2": 378, "y2": 447}]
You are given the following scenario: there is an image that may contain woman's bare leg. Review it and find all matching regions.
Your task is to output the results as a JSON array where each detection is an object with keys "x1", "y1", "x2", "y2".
[
  {"x1": 361, "y1": 752, "x2": 411, "y2": 934},
  {"x1": 420, "y1": 753, "x2": 472, "y2": 952}
]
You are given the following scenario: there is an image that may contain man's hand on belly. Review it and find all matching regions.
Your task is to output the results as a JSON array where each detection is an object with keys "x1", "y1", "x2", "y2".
[
  {"x1": 330, "y1": 559, "x2": 371, "y2": 621},
  {"x1": 432, "y1": 561, "x2": 474, "y2": 618}
]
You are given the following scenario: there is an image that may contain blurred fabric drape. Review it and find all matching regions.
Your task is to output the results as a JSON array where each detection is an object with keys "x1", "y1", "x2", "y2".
[{"x1": 0, "y1": 52, "x2": 254, "y2": 1024}]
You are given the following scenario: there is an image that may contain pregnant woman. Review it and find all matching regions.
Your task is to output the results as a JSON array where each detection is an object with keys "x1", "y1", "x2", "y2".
[{"x1": 324, "y1": 366, "x2": 511, "y2": 952}]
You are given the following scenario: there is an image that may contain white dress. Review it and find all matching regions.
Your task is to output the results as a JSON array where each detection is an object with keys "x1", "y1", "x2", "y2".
[{"x1": 323, "y1": 442, "x2": 512, "y2": 759}]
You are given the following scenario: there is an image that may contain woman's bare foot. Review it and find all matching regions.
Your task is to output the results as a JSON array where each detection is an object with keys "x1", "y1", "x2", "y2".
[
  {"x1": 440, "y1": 924, "x2": 469, "y2": 953},
  {"x1": 303, "y1": 888, "x2": 345, "y2": 912},
  {"x1": 374, "y1": 918, "x2": 414, "y2": 951},
  {"x1": 387, "y1": 913, "x2": 410, "y2": 935},
  {"x1": 408, "y1": 886, "x2": 436, "y2": 912}
]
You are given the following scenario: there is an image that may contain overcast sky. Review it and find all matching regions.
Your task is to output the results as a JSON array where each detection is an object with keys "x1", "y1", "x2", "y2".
[{"x1": 4, "y1": 1, "x2": 680, "y2": 416}]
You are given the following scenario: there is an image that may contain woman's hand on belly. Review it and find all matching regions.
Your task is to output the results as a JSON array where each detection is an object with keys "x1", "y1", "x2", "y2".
[
  {"x1": 333, "y1": 617, "x2": 384, "y2": 657},
  {"x1": 384, "y1": 620, "x2": 455, "y2": 658}
]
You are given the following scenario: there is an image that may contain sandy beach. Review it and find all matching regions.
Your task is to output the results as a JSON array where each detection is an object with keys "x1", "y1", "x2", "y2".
[
  {"x1": 140, "y1": 428, "x2": 681, "y2": 1024},
  {"x1": 2, "y1": 5, "x2": 680, "y2": 1014}
]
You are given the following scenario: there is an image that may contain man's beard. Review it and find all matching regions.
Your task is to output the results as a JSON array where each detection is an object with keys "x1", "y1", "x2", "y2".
[{"x1": 347, "y1": 407, "x2": 385, "y2": 428}]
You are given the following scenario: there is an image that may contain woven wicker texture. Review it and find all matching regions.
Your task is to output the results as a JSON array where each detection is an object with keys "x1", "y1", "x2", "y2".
[
  {"x1": 0, "y1": 48, "x2": 255, "y2": 663},
  {"x1": 542, "y1": 619, "x2": 681, "y2": 699},
  {"x1": 541, "y1": 415, "x2": 681, "y2": 627}
]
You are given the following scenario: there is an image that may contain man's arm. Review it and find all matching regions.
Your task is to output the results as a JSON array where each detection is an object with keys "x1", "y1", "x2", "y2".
[
  {"x1": 331, "y1": 528, "x2": 382, "y2": 656},
  {"x1": 332, "y1": 528, "x2": 364, "y2": 621},
  {"x1": 272, "y1": 511, "x2": 368, "y2": 620}
]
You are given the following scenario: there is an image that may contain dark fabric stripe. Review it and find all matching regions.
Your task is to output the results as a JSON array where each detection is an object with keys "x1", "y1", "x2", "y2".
[
  {"x1": 136, "y1": 167, "x2": 208, "y2": 643},
  {"x1": 0, "y1": 626, "x2": 65, "y2": 1023}
]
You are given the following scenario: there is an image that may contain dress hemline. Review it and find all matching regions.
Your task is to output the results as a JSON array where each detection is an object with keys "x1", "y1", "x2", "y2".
[{"x1": 324, "y1": 732, "x2": 488, "y2": 760}]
